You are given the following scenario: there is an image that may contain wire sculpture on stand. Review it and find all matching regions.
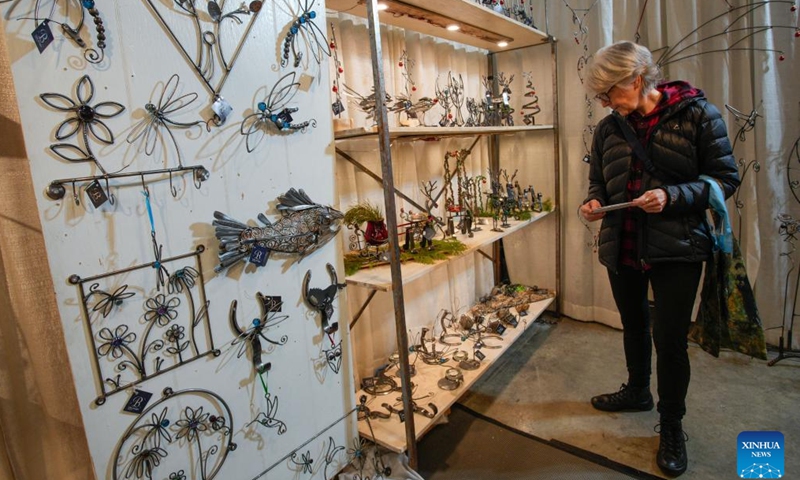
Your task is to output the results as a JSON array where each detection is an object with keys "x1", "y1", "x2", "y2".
[
  {"x1": 772, "y1": 133, "x2": 800, "y2": 366},
  {"x1": 726, "y1": 103, "x2": 764, "y2": 241},
  {"x1": 388, "y1": 51, "x2": 437, "y2": 126},
  {"x1": 111, "y1": 387, "x2": 236, "y2": 480},
  {"x1": 240, "y1": 72, "x2": 317, "y2": 153},
  {"x1": 141, "y1": 0, "x2": 263, "y2": 125},
  {"x1": 4, "y1": 0, "x2": 107, "y2": 62}
]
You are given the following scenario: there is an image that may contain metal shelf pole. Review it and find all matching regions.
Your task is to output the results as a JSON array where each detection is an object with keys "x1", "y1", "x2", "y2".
[{"x1": 364, "y1": 0, "x2": 418, "y2": 468}]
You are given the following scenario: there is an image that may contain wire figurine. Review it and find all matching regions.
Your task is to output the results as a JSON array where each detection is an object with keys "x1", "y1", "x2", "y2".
[
  {"x1": 240, "y1": 72, "x2": 317, "y2": 153},
  {"x1": 520, "y1": 71, "x2": 541, "y2": 126},
  {"x1": 281, "y1": 0, "x2": 331, "y2": 68},
  {"x1": 342, "y1": 84, "x2": 393, "y2": 125}
]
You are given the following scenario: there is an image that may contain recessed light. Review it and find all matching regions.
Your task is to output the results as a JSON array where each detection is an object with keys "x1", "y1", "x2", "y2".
[
  {"x1": 497, "y1": 41, "x2": 508, "y2": 47},
  {"x1": 446, "y1": 24, "x2": 460, "y2": 31},
  {"x1": 377, "y1": 3, "x2": 389, "y2": 10}
]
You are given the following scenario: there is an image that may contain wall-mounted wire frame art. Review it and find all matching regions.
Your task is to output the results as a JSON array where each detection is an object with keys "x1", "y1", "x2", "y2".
[
  {"x1": 40, "y1": 75, "x2": 210, "y2": 207},
  {"x1": 212, "y1": 188, "x2": 344, "y2": 272},
  {"x1": 302, "y1": 263, "x2": 347, "y2": 374},
  {"x1": 280, "y1": 0, "x2": 331, "y2": 68},
  {"x1": 141, "y1": 0, "x2": 263, "y2": 125},
  {"x1": 1, "y1": 0, "x2": 107, "y2": 63},
  {"x1": 111, "y1": 387, "x2": 236, "y2": 480},
  {"x1": 69, "y1": 245, "x2": 218, "y2": 406},
  {"x1": 240, "y1": 72, "x2": 318, "y2": 153},
  {"x1": 231, "y1": 293, "x2": 289, "y2": 435}
]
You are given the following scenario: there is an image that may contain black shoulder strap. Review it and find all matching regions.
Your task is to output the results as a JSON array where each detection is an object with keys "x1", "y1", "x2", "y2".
[{"x1": 612, "y1": 114, "x2": 656, "y2": 174}]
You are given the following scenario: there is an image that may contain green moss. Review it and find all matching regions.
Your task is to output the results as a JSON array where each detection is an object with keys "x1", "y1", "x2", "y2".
[
  {"x1": 542, "y1": 197, "x2": 553, "y2": 212},
  {"x1": 343, "y1": 202, "x2": 384, "y2": 225},
  {"x1": 343, "y1": 237, "x2": 468, "y2": 275}
]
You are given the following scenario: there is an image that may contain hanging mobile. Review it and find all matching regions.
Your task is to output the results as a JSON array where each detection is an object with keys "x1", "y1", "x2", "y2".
[
  {"x1": 240, "y1": 72, "x2": 317, "y2": 153},
  {"x1": 302, "y1": 263, "x2": 346, "y2": 374},
  {"x1": 281, "y1": 0, "x2": 331, "y2": 68},
  {"x1": 329, "y1": 23, "x2": 345, "y2": 116}
]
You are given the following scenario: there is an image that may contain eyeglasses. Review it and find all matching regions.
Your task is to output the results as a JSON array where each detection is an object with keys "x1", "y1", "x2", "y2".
[{"x1": 594, "y1": 85, "x2": 615, "y2": 103}]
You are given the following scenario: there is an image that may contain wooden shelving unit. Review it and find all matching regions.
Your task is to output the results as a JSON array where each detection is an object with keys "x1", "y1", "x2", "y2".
[
  {"x1": 356, "y1": 296, "x2": 555, "y2": 453},
  {"x1": 346, "y1": 212, "x2": 554, "y2": 291},
  {"x1": 327, "y1": 0, "x2": 549, "y2": 52},
  {"x1": 334, "y1": 124, "x2": 555, "y2": 141}
]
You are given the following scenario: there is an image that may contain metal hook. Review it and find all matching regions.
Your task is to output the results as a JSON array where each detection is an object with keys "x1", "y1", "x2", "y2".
[
  {"x1": 71, "y1": 181, "x2": 80, "y2": 206},
  {"x1": 140, "y1": 174, "x2": 149, "y2": 196},
  {"x1": 169, "y1": 170, "x2": 178, "y2": 198},
  {"x1": 105, "y1": 176, "x2": 115, "y2": 205}
]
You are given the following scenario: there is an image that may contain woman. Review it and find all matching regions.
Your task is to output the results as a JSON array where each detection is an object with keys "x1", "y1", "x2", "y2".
[{"x1": 579, "y1": 41, "x2": 739, "y2": 476}]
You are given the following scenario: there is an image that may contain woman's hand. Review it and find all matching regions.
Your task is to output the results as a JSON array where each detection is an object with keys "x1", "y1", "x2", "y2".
[
  {"x1": 634, "y1": 189, "x2": 667, "y2": 213},
  {"x1": 580, "y1": 199, "x2": 605, "y2": 222}
]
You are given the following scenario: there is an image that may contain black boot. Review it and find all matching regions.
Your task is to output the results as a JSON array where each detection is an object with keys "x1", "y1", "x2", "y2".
[
  {"x1": 590, "y1": 383, "x2": 654, "y2": 412},
  {"x1": 657, "y1": 420, "x2": 688, "y2": 476}
]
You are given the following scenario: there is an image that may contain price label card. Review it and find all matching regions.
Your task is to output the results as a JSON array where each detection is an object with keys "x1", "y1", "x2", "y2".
[
  {"x1": 508, "y1": 316, "x2": 519, "y2": 327},
  {"x1": 249, "y1": 245, "x2": 269, "y2": 266},
  {"x1": 262, "y1": 295, "x2": 282, "y2": 312},
  {"x1": 32, "y1": 22, "x2": 55, "y2": 53},
  {"x1": 474, "y1": 350, "x2": 486, "y2": 361},
  {"x1": 495, "y1": 324, "x2": 507, "y2": 336},
  {"x1": 85, "y1": 180, "x2": 109, "y2": 208},
  {"x1": 123, "y1": 389, "x2": 153, "y2": 414},
  {"x1": 212, "y1": 97, "x2": 233, "y2": 124}
]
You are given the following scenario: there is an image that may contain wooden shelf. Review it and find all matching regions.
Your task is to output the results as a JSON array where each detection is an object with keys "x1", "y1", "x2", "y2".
[
  {"x1": 356, "y1": 296, "x2": 555, "y2": 453},
  {"x1": 334, "y1": 124, "x2": 555, "y2": 141},
  {"x1": 327, "y1": 0, "x2": 550, "y2": 52},
  {"x1": 345, "y1": 210, "x2": 554, "y2": 291}
]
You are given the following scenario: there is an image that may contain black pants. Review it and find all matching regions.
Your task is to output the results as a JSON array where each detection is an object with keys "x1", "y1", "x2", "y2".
[{"x1": 607, "y1": 262, "x2": 703, "y2": 422}]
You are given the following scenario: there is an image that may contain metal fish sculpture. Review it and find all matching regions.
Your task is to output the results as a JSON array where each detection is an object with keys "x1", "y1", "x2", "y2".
[{"x1": 213, "y1": 188, "x2": 343, "y2": 272}]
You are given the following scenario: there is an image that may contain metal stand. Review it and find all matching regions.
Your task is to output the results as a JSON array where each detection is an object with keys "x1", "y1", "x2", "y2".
[{"x1": 769, "y1": 262, "x2": 800, "y2": 365}]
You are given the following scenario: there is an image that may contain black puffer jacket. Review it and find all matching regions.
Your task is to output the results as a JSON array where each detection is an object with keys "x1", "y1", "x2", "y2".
[{"x1": 586, "y1": 96, "x2": 740, "y2": 270}]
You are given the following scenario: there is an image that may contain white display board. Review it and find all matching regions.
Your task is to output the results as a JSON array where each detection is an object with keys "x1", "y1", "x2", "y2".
[{"x1": 1, "y1": 1, "x2": 356, "y2": 479}]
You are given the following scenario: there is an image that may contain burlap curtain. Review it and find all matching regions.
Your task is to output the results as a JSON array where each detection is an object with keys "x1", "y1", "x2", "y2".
[{"x1": 0, "y1": 33, "x2": 93, "y2": 480}]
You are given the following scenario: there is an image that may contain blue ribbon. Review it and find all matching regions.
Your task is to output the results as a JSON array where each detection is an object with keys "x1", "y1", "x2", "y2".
[
  {"x1": 700, "y1": 175, "x2": 733, "y2": 254},
  {"x1": 142, "y1": 190, "x2": 156, "y2": 236}
]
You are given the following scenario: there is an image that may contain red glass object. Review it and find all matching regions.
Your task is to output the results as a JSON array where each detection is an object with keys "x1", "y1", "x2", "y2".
[{"x1": 364, "y1": 220, "x2": 389, "y2": 246}]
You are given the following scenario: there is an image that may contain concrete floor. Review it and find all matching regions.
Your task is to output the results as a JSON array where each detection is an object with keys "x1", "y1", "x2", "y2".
[{"x1": 458, "y1": 317, "x2": 800, "y2": 479}]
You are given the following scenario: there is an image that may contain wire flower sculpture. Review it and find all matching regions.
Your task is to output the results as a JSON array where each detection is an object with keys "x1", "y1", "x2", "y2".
[
  {"x1": 290, "y1": 450, "x2": 315, "y2": 475},
  {"x1": 323, "y1": 436, "x2": 346, "y2": 480},
  {"x1": 111, "y1": 388, "x2": 235, "y2": 480},
  {"x1": 5, "y1": 0, "x2": 107, "y2": 62},
  {"x1": 240, "y1": 72, "x2": 317, "y2": 153},
  {"x1": 127, "y1": 74, "x2": 204, "y2": 170},
  {"x1": 40, "y1": 75, "x2": 125, "y2": 176},
  {"x1": 141, "y1": 0, "x2": 262, "y2": 122},
  {"x1": 281, "y1": 0, "x2": 331, "y2": 68},
  {"x1": 70, "y1": 246, "x2": 217, "y2": 406}
]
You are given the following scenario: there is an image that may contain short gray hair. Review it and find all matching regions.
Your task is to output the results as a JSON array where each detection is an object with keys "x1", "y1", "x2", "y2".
[{"x1": 586, "y1": 41, "x2": 661, "y2": 96}]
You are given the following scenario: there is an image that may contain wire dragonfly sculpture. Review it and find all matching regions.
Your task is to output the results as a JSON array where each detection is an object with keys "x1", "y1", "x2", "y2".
[
  {"x1": 280, "y1": 0, "x2": 331, "y2": 68},
  {"x1": 126, "y1": 74, "x2": 204, "y2": 170},
  {"x1": 240, "y1": 72, "x2": 317, "y2": 153}
]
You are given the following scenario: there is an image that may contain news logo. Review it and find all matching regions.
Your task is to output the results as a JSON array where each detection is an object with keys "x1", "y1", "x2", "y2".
[{"x1": 738, "y1": 431, "x2": 784, "y2": 478}]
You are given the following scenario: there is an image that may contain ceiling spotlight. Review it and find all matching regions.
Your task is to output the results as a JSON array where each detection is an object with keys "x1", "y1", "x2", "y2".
[
  {"x1": 377, "y1": 2, "x2": 389, "y2": 10},
  {"x1": 446, "y1": 24, "x2": 460, "y2": 31},
  {"x1": 497, "y1": 41, "x2": 508, "y2": 47}
]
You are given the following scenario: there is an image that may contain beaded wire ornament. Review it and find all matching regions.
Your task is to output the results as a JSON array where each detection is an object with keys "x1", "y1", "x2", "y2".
[
  {"x1": 4, "y1": 0, "x2": 108, "y2": 63},
  {"x1": 330, "y1": 23, "x2": 345, "y2": 116}
]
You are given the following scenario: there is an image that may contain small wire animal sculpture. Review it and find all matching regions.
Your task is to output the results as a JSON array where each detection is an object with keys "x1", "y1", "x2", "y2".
[
  {"x1": 88, "y1": 283, "x2": 136, "y2": 318},
  {"x1": 342, "y1": 84, "x2": 393, "y2": 125},
  {"x1": 127, "y1": 74, "x2": 204, "y2": 169},
  {"x1": 229, "y1": 293, "x2": 289, "y2": 371},
  {"x1": 435, "y1": 75, "x2": 454, "y2": 127},
  {"x1": 213, "y1": 188, "x2": 344, "y2": 272},
  {"x1": 240, "y1": 72, "x2": 317, "y2": 153},
  {"x1": 40, "y1": 74, "x2": 126, "y2": 176},
  {"x1": 8, "y1": 0, "x2": 107, "y2": 62},
  {"x1": 281, "y1": 0, "x2": 331, "y2": 68}
]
